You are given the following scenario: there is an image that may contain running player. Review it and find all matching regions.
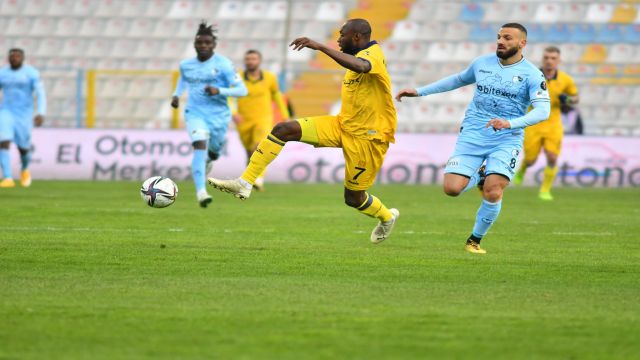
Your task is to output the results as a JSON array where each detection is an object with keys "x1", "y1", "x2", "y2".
[
  {"x1": 396, "y1": 23, "x2": 551, "y2": 254},
  {"x1": 0, "y1": 48, "x2": 46, "y2": 188},
  {"x1": 233, "y1": 49, "x2": 290, "y2": 191},
  {"x1": 208, "y1": 19, "x2": 400, "y2": 244},
  {"x1": 171, "y1": 22, "x2": 247, "y2": 207},
  {"x1": 513, "y1": 46, "x2": 579, "y2": 200}
]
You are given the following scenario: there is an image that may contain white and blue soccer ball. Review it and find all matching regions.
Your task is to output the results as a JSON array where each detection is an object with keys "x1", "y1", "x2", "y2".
[{"x1": 140, "y1": 176, "x2": 178, "y2": 208}]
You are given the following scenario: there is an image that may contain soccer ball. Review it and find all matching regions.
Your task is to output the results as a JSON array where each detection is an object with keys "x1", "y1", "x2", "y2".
[{"x1": 140, "y1": 176, "x2": 178, "y2": 208}]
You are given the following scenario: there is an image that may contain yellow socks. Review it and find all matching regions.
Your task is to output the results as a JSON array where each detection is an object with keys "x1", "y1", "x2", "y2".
[
  {"x1": 540, "y1": 166, "x2": 558, "y2": 193},
  {"x1": 357, "y1": 193, "x2": 393, "y2": 222},
  {"x1": 241, "y1": 134, "x2": 284, "y2": 184}
]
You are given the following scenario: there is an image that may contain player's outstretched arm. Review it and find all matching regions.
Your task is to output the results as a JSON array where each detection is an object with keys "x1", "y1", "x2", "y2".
[
  {"x1": 395, "y1": 88, "x2": 418, "y2": 102},
  {"x1": 487, "y1": 100, "x2": 551, "y2": 131},
  {"x1": 290, "y1": 37, "x2": 371, "y2": 73},
  {"x1": 396, "y1": 69, "x2": 475, "y2": 102}
]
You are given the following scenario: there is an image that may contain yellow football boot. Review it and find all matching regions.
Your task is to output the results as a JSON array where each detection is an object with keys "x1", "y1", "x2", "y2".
[
  {"x1": 0, "y1": 178, "x2": 16, "y2": 188},
  {"x1": 539, "y1": 191, "x2": 554, "y2": 201},
  {"x1": 20, "y1": 170, "x2": 32, "y2": 187},
  {"x1": 464, "y1": 240, "x2": 487, "y2": 254}
]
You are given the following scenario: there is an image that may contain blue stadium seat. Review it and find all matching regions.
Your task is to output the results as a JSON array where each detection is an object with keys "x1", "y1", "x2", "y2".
[
  {"x1": 623, "y1": 25, "x2": 640, "y2": 44},
  {"x1": 569, "y1": 24, "x2": 597, "y2": 44},
  {"x1": 545, "y1": 24, "x2": 571, "y2": 43},
  {"x1": 459, "y1": 3, "x2": 484, "y2": 22},
  {"x1": 596, "y1": 24, "x2": 623, "y2": 44},
  {"x1": 526, "y1": 24, "x2": 545, "y2": 43},
  {"x1": 469, "y1": 23, "x2": 495, "y2": 42}
]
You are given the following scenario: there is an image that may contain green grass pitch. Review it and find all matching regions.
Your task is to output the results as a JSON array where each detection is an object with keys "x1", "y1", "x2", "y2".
[{"x1": 1, "y1": 181, "x2": 639, "y2": 359}]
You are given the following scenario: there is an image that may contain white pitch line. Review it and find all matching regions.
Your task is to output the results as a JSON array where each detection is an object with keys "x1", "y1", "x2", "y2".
[{"x1": 552, "y1": 231, "x2": 614, "y2": 237}]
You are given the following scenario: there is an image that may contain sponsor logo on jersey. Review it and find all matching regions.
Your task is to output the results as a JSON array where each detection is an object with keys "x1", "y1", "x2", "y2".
[{"x1": 476, "y1": 84, "x2": 518, "y2": 99}]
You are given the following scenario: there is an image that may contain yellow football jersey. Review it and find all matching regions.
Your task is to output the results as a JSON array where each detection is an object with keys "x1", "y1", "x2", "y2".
[
  {"x1": 237, "y1": 70, "x2": 289, "y2": 123},
  {"x1": 540, "y1": 70, "x2": 578, "y2": 128},
  {"x1": 337, "y1": 42, "x2": 397, "y2": 143}
]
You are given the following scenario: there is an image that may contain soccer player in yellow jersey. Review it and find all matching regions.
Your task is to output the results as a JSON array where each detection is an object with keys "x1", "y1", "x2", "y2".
[
  {"x1": 514, "y1": 46, "x2": 579, "y2": 200},
  {"x1": 234, "y1": 49, "x2": 290, "y2": 191},
  {"x1": 209, "y1": 19, "x2": 400, "y2": 243}
]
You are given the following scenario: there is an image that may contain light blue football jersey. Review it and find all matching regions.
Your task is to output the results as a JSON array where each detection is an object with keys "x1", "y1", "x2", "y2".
[
  {"x1": 173, "y1": 54, "x2": 246, "y2": 120},
  {"x1": 456, "y1": 54, "x2": 549, "y2": 144},
  {"x1": 0, "y1": 64, "x2": 46, "y2": 117}
]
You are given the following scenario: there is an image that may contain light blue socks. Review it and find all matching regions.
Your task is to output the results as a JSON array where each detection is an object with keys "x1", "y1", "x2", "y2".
[
  {"x1": 0, "y1": 149, "x2": 11, "y2": 179},
  {"x1": 472, "y1": 199, "x2": 502, "y2": 239},
  {"x1": 191, "y1": 149, "x2": 206, "y2": 193}
]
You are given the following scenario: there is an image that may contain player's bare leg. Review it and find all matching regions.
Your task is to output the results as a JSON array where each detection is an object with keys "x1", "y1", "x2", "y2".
[
  {"x1": 539, "y1": 149, "x2": 558, "y2": 201},
  {"x1": 0, "y1": 140, "x2": 15, "y2": 188},
  {"x1": 208, "y1": 121, "x2": 301, "y2": 200},
  {"x1": 344, "y1": 188, "x2": 399, "y2": 244}
]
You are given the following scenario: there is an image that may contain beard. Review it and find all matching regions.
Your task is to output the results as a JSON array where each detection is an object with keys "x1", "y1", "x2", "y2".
[{"x1": 496, "y1": 46, "x2": 518, "y2": 60}]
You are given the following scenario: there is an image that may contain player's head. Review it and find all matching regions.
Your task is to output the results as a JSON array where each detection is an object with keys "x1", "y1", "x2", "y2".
[
  {"x1": 244, "y1": 49, "x2": 262, "y2": 72},
  {"x1": 496, "y1": 23, "x2": 527, "y2": 60},
  {"x1": 194, "y1": 21, "x2": 217, "y2": 60},
  {"x1": 542, "y1": 46, "x2": 561, "y2": 72},
  {"x1": 338, "y1": 19, "x2": 371, "y2": 55},
  {"x1": 8, "y1": 48, "x2": 24, "y2": 69}
]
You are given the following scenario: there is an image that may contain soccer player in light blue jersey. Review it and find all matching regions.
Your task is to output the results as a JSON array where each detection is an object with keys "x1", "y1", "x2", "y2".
[
  {"x1": 171, "y1": 22, "x2": 248, "y2": 207},
  {"x1": 0, "y1": 48, "x2": 46, "y2": 188},
  {"x1": 396, "y1": 23, "x2": 551, "y2": 254}
]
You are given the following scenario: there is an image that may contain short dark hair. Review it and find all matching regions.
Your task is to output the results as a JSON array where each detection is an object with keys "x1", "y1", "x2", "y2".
[
  {"x1": 196, "y1": 21, "x2": 217, "y2": 41},
  {"x1": 501, "y1": 23, "x2": 527, "y2": 37},
  {"x1": 8, "y1": 48, "x2": 24, "y2": 55},
  {"x1": 544, "y1": 46, "x2": 561, "y2": 54},
  {"x1": 245, "y1": 49, "x2": 262, "y2": 58}
]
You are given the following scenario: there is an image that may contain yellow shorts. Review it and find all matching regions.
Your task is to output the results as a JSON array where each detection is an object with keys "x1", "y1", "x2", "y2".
[
  {"x1": 523, "y1": 124, "x2": 563, "y2": 163},
  {"x1": 237, "y1": 118, "x2": 272, "y2": 151},
  {"x1": 297, "y1": 115, "x2": 389, "y2": 191}
]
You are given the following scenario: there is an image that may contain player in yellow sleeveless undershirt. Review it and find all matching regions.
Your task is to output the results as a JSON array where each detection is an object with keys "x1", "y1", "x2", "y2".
[
  {"x1": 209, "y1": 19, "x2": 400, "y2": 244},
  {"x1": 514, "y1": 46, "x2": 579, "y2": 200},
  {"x1": 233, "y1": 49, "x2": 290, "y2": 191}
]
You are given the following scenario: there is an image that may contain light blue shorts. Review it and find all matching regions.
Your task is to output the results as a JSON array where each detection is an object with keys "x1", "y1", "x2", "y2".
[
  {"x1": 184, "y1": 108, "x2": 230, "y2": 154},
  {"x1": 0, "y1": 110, "x2": 33, "y2": 149},
  {"x1": 444, "y1": 139, "x2": 522, "y2": 181}
]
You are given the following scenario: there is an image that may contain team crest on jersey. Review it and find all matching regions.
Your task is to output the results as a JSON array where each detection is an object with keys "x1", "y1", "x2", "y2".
[
  {"x1": 211, "y1": 68, "x2": 219, "y2": 76},
  {"x1": 540, "y1": 81, "x2": 547, "y2": 90},
  {"x1": 511, "y1": 149, "x2": 520, "y2": 157},
  {"x1": 512, "y1": 75, "x2": 523, "y2": 83}
]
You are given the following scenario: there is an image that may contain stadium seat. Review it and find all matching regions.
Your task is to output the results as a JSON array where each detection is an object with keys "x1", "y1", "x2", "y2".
[
  {"x1": 31, "y1": 17, "x2": 57, "y2": 36},
  {"x1": 380, "y1": 41, "x2": 404, "y2": 61},
  {"x1": 175, "y1": 19, "x2": 202, "y2": 38},
  {"x1": 433, "y1": 3, "x2": 462, "y2": 22},
  {"x1": 60, "y1": 39, "x2": 87, "y2": 58},
  {"x1": 591, "y1": 104, "x2": 618, "y2": 122},
  {"x1": 144, "y1": 59, "x2": 173, "y2": 71},
  {"x1": 316, "y1": 2, "x2": 344, "y2": 22},
  {"x1": 0, "y1": 0, "x2": 23, "y2": 15},
  {"x1": 479, "y1": 42, "x2": 497, "y2": 55},
  {"x1": 390, "y1": 20, "x2": 420, "y2": 41},
  {"x1": 250, "y1": 21, "x2": 285, "y2": 40},
  {"x1": 99, "y1": 78, "x2": 129, "y2": 98},
  {"x1": 546, "y1": 24, "x2": 571, "y2": 43},
  {"x1": 577, "y1": 85, "x2": 606, "y2": 105},
  {"x1": 555, "y1": 43, "x2": 585, "y2": 63},
  {"x1": 54, "y1": 18, "x2": 82, "y2": 37},
  {"x1": 605, "y1": 86, "x2": 633, "y2": 105},
  {"x1": 143, "y1": 0, "x2": 174, "y2": 18},
  {"x1": 452, "y1": 42, "x2": 480, "y2": 62},
  {"x1": 411, "y1": 103, "x2": 439, "y2": 126},
  {"x1": 596, "y1": 24, "x2": 623, "y2": 43},
  {"x1": 585, "y1": 3, "x2": 614, "y2": 23},
  {"x1": 510, "y1": 3, "x2": 533, "y2": 23},
  {"x1": 570, "y1": 64, "x2": 596, "y2": 77},
  {"x1": 434, "y1": 104, "x2": 466, "y2": 125},
  {"x1": 227, "y1": 21, "x2": 254, "y2": 40},
  {"x1": 51, "y1": 77, "x2": 77, "y2": 98},
  {"x1": 526, "y1": 24, "x2": 546, "y2": 43},
  {"x1": 416, "y1": 22, "x2": 445, "y2": 41},
  {"x1": 610, "y1": 4, "x2": 637, "y2": 24},
  {"x1": 623, "y1": 25, "x2": 640, "y2": 44},
  {"x1": 94, "y1": 0, "x2": 122, "y2": 17},
  {"x1": 218, "y1": 1, "x2": 244, "y2": 19},
  {"x1": 127, "y1": 19, "x2": 155, "y2": 38},
  {"x1": 86, "y1": 39, "x2": 113, "y2": 58},
  {"x1": 469, "y1": 23, "x2": 496, "y2": 42},
  {"x1": 104, "y1": 18, "x2": 130, "y2": 38},
  {"x1": 426, "y1": 42, "x2": 456, "y2": 63},
  {"x1": 607, "y1": 44, "x2": 634, "y2": 63},
  {"x1": 449, "y1": 86, "x2": 474, "y2": 104},
  {"x1": 241, "y1": 1, "x2": 269, "y2": 20},
  {"x1": 569, "y1": 24, "x2": 597, "y2": 44},
  {"x1": 581, "y1": 44, "x2": 608, "y2": 64},
  {"x1": 560, "y1": 3, "x2": 588, "y2": 23},
  {"x1": 151, "y1": 19, "x2": 179, "y2": 39},
  {"x1": 618, "y1": 105, "x2": 640, "y2": 126},
  {"x1": 107, "y1": 99, "x2": 137, "y2": 119},
  {"x1": 262, "y1": 40, "x2": 285, "y2": 62},
  {"x1": 413, "y1": 62, "x2": 441, "y2": 83},
  {"x1": 6, "y1": 17, "x2": 33, "y2": 36},
  {"x1": 21, "y1": 0, "x2": 50, "y2": 16},
  {"x1": 133, "y1": 40, "x2": 161, "y2": 59},
  {"x1": 34, "y1": 38, "x2": 62, "y2": 58},
  {"x1": 95, "y1": 58, "x2": 122, "y2": 70},
  {"x1": 78, "y1": 18, "x2": 105, "y2": 37},
  {"x1": 407, "y1": 1, "x2": 430, "y2": 21},
  {"x1": 443, "y1": 22, "x2": 471, "y2": 41},
  {"x1": 402, "y1": 41, "x2": 428, "y2": 63},
  {"x1": 111, "y1": 39, "x2": 139, "y2": 59},
  {"x1": 534, "y1": 3, "x2": 562, "y2": 23},
  {"x1": 265, "y1": 1, "x2": 287, "y2": 20},
  {"x1": 482, "y1": 2, "x2": 511, "y2": 23},
  {"x1": 167, "y1": 0, "x2": 194, "y2": 19},
  {"x1": 291, "y1": 2, "x2": 317, "y2": 20},
  {"x1": 459, "y1": 3, "x2": 484, "y2": 22}
]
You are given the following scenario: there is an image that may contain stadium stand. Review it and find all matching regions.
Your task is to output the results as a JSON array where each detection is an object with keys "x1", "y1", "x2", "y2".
[{"x1": 0, "y1": 0, "x2": 637, "y2": 135}]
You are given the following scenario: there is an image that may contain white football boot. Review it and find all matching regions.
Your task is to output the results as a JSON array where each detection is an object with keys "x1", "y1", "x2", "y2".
[
  {"x1": 197, "y1": 189, "x2": 213, "y2": 208},
  {"x1": 370, "y1": 208, "x2": 400, "y2": 244},
  {"x1": 207, "y1": 177, "x2": 252, "y2": 200}
]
